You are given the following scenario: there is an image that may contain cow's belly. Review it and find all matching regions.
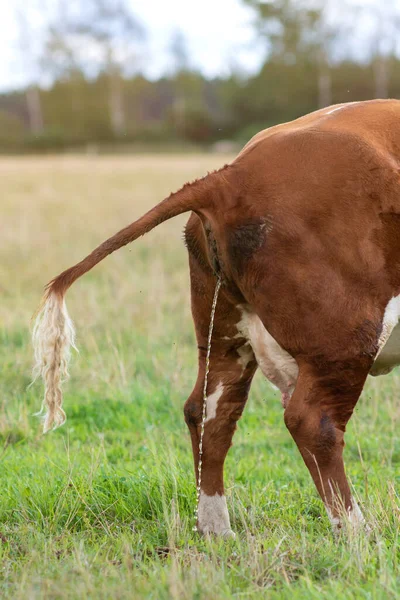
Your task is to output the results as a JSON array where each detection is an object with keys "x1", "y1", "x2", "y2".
[
  {"x1": 236, "y1": 297, "x2": 400, "y2": 392},
  {"x1": 370, "y1": 320, "x2": 400, "y2": 376}
]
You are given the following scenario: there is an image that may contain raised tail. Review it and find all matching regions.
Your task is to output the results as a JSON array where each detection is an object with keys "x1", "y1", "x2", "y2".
[{"x1": 32, "y1": 169, "x2": 222, "y2": 432}]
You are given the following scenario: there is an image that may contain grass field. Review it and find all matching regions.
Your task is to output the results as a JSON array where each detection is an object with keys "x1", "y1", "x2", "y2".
[{"x1": 0, "y1": 155, "x2": 399, "y2": 599}]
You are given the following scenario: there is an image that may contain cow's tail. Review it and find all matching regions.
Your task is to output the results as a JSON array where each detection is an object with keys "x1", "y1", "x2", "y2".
[{"x1": 32, "y1": 169, "x2": 224, "y2": 432}]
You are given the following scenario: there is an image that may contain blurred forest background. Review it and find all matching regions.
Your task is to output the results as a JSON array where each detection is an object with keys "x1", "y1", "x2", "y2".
[{"x1": 2, "y1": 0, "x2": 400, "y2": 153}]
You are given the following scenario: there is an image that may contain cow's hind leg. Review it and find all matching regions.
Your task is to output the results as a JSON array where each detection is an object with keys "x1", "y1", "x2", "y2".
[
  {"x1": 184, "y1": 267, "x2": 257, "y2": 536},
  {"x1": 184, "y1": 342, "x2": 256, "y2": 537},
  {"x1": 284, "y1": 358, "x2": 371, "y2": 531}
]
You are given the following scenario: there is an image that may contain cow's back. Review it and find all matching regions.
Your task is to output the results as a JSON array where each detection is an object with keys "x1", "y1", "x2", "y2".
[{"x1": 238, "y1": 99, "x2": 400, "y2": 162}]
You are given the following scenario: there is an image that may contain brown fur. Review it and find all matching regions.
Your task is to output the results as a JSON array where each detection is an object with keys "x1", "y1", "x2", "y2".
[{"x1": 34, "y1": 99, "x2": 400, "y2": 530}]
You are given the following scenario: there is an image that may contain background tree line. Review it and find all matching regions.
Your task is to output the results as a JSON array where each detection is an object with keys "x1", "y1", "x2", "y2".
[{"x1": 2, "y1": 0, "x2": 400, "y2": 152}]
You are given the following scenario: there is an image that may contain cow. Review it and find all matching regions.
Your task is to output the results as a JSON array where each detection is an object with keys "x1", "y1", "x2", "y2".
[{"x1": 33, "y1": 99, "x2": 400, "y2": 537}]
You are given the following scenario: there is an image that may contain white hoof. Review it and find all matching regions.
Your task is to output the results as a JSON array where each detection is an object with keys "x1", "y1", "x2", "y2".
[
  {"x1": 327, "y1": 499, "x2": 368, "y2": 535},
  {"x1": 221, "y1": 529, "x2": 236, "y2": 539},
  {"x1": 200, "y1": 527, "x2": 236, "y2": 539},
  {"x1": 197, "y1": 491, "x2": 233, "y2": 537}
]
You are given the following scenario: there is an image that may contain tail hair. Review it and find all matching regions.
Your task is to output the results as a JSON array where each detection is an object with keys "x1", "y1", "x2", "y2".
[
  {"x1": 31, "y1": 167, "x2": 227, "y2": 432},
  {"x1": 32, "y1": 290, "x2": 77, "y2": 432}
]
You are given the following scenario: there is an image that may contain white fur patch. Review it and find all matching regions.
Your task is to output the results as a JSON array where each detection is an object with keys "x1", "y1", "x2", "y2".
[
  {"x1": 326, "y1": 498, "x2": 365, "y2": 532},
  {"x1": 347, "y1": 500, "x2": 365, "y2": 528},
  {"x1": 236, "y1": 307, "x2": 298, "y2": 400},
  {"x1": 377, "y1": 295, "x2": 400, "y2": 354},
  {"x1": 371, "y1": 294, "x2": 400, "y2": 376},
  {"x1": 326, "y1": 507, "x2": 341, "y2": 529},
  {"x1": 236, "y1": 342, "x2": 254, "y2": 374},
  {"x1": 197, "y1": 491, "x2": 234, "y2": 537},
  {"x1": 205, "y1": 382, "x2": 224, "y2": 422}
]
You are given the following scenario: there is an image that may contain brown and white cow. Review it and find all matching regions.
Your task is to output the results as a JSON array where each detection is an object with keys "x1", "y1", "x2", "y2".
[{"x1": 33, "y1": 99, "x2": 400, "y2": 536}]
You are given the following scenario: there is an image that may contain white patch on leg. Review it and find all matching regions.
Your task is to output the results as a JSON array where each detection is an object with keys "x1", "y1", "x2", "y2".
[
  {"x1": 236, "y1": 342, "x2": 254, "y2": 374},
  {"x1": 326, "y1": 506, "x2": 341, "y2": 529},
  {"x1": 197, "y1": 491, "x2": 235, "y2": 537},
  {"x1": 205, "y1": 382, "x2": 224, "y2": 422},
  {"x1": 348, "y1": 499, "x2": 365, "y2": 528},
  {"x1": 326, "y1": 498, "x2": 366, "y2": 532},
  {"x1": 235, "y1": 307, "x2": 298, "y2": 401}
]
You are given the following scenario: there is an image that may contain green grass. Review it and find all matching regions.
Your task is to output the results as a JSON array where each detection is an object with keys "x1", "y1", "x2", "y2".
[{"x1": 0, "y1": 155, "x2": 399, "y2": 599}]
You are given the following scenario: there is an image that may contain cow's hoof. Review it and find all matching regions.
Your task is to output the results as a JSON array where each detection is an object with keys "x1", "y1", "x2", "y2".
[
  {"x1": 221, "y1": 528, "x2": 236, "y2": 539},
  {"x1": 199, "y1": 527, "x2": 236, "y2": 539},
  {"x1": 201, "y1": 529, "x2": 236, "y2": 540}
]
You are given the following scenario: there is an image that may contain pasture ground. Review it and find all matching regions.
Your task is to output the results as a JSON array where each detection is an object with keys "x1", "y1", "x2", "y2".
[{"x1": 0, "y1": 155, "x2": 399, "y2": 599}]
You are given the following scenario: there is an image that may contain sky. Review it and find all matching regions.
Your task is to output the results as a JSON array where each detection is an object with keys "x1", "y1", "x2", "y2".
[
  {"x1": 1, "y1": 0, "x2": 397, "y2": 92},
  {"x1": 0, "y1": 0, "x2": 264, "y2": 92}
]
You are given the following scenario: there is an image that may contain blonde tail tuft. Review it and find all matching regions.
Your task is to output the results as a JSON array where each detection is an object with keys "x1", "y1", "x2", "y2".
[{"x1": 32, "y1": 292, "x2": 77, "y2": 433}]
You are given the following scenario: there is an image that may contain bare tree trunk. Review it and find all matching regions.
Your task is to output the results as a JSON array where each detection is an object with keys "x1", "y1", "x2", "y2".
[
  {"x1": 109, "y1": 70, "x2": 125, "y2": 136},
  {"x1": 173, "y1": 96, "x2": 186, "y2": 131},
  {"x1": 317, "y1": 44, "x2": 332, "y2": 108},
  {"x1": 26, "y1": 86, "x2": 44, "y2": 133},
  {"x1": 318, "y1": 70, "x2": 332, "y2": 108},
  {"x1": 374, "y1": 55, "x2": 389, "y2": 98}
]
